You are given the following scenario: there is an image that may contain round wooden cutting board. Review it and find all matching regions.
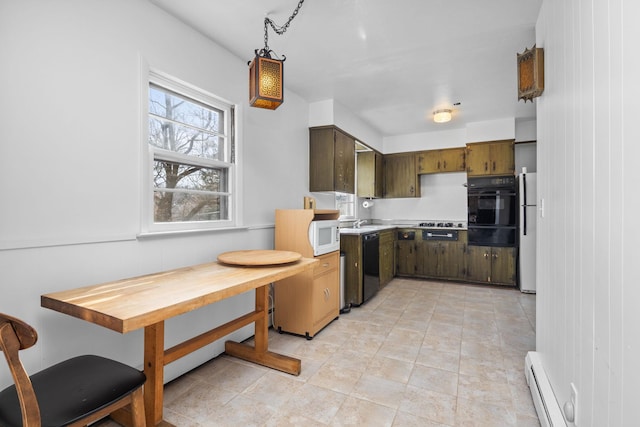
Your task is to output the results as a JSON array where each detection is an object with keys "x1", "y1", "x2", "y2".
[{"x1": 217, "y1": 250, "x2": 302, "y2": 266}]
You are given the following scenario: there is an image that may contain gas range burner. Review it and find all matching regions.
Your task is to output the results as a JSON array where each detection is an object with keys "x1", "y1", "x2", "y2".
[{"x1": 419, "y1": 222, "x2": 436, "y2": 227}]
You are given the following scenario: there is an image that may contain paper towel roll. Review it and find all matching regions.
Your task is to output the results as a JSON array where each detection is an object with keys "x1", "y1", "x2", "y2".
[{"x1": 362, "y1": 200, "x2": 375, "y2": 208}]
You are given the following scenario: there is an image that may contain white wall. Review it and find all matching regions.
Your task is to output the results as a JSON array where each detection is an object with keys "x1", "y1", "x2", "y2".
[
  {"x1": 0, "y1": 0, "x2": 312, "y2": 387},
  {"x1": 536, "y1": 0, "x2": 640, "y2": 425}
]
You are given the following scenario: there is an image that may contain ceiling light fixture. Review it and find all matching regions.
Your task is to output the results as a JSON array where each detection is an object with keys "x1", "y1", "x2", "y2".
[
  {"x1": 249, "y1": 0, "x2": 306, "y2": 110},
  {"x1": 433, "y1": 109, "x2": 452, "y2": 123}
]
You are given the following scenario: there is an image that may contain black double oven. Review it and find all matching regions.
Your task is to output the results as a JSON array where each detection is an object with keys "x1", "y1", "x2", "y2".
[{"x1": 467, "y1": 175, "x2": 517, "y2": 247}]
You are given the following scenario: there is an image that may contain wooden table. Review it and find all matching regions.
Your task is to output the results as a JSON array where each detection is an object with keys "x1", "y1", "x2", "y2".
[{"x1": 41, "y1": 254, "x2": 317, "y2": 426}]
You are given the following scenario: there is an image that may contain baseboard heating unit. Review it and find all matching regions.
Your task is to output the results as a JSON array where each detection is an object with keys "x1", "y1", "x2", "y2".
[{"x1": 525, "y1": 352, "x2": 567, "y2": 427}]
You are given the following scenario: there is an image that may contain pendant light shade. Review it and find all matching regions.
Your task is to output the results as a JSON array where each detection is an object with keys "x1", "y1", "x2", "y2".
[
  {"x1": 433, "y1": 109, "x2": 452, "y2": 123},
  {"x1": 249, "y1": 54, "x2": 284, "y2": 110}
]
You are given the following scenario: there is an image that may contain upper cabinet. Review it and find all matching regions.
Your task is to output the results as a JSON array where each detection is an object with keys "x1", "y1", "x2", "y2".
[
  {"x1": 383, "y1": 152, "x2": 420, "y2": 198},
  {"x1": 309, "y1": 126, "x2": 355, "y2": 193},
  {"x1": 357, "y1": 150, "x2": 383, "y2": 198},
  {"x1": 417, "y1": 147, "x2": 466, "y2": 174},
  {"x1": 465, "y1": 140, "x2": 515, "y2": 176}
]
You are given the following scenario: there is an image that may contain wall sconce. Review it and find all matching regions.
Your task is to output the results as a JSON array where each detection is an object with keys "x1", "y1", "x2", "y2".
[
  {"x1": 517, "y1": 45, "x2": 544, "y2": 102},
  {"x1": 433, "y1": 109, "x2": 452, "y2": 123},
  {"x1": 249, "y1": 0, "x2": 306, "y2": 110}
]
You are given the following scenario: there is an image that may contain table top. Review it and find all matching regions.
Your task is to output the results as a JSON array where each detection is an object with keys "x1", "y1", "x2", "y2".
[{"x1": 41, "y1": 257, "x2": 317, "y2": 334}]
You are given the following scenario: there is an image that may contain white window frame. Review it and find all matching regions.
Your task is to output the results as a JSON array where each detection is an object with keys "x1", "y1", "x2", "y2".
[{"x1": 141, "y1": 69, "x2": 240, "y2": 234}]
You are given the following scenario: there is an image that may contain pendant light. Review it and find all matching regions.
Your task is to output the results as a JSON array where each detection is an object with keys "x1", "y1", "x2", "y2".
[{"x1": 249, "y1": 0, "x2": 306, "y2": 110}]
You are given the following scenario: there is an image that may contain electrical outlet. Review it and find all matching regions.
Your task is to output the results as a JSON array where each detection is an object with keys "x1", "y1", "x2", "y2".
[{"x1": 570, "y1": 383, "x2": 578, "y2": 426}]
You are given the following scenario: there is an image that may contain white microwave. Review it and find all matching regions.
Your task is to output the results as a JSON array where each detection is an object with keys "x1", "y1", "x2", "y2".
[{"x1": 308, "y1": 220, "x2": 340, "y2": 256}]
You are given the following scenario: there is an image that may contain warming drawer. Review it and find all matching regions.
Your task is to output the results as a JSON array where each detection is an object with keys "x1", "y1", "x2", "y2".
[{"x1": 422, "y1": 229, "x2": 459, "y2": 241}]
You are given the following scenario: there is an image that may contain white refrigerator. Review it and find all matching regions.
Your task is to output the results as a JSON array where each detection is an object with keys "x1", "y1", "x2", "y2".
[{"x1": 518, "y1": 171, "x2": 537, "y2": 293}]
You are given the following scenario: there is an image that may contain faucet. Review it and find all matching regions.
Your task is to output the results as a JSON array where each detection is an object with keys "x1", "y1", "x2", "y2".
[{"x1": 353, "y1": 219, "x2": 367, "y2": 228}]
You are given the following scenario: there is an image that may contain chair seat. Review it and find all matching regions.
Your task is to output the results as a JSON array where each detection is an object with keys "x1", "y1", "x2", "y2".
[{"x1": 0, "y1": 354, "x2": 146, "y2": 427}]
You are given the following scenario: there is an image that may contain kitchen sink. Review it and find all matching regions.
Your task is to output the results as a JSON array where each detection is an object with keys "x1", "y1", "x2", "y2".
[{"x1": 340, "y1": 225, "x2": 396, "y2": 234}]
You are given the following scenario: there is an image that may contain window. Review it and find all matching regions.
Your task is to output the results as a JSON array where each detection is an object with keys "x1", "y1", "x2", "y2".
[
  {"x1": 335, "y1": 192, "x2": 355, "y2": 219},
  {"x1": 145, "y1": 72, "x2": 236, "y2": 232}
]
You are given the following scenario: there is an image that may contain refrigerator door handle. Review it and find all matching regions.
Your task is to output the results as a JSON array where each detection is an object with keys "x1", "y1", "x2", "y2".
[{"x1": 522, "y1": 174, "x2": 527, "y2": 235}]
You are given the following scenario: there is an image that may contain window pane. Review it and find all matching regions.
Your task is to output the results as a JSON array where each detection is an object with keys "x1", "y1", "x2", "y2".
[
  {"x1": 153, "y1": 161, "x2": 228, "y2": 193},
  {"x1": 149, "y1": 118, "x2": 224, "y2": 161},
  {"x1": 154, "y1": 191, "x2": 229, "y2": 222},
  {"x1": 149, "y1": 85, "x2": 223, "y2": 134}
]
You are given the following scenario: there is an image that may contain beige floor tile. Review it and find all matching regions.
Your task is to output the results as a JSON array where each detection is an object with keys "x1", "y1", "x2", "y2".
[
  {"x1": 330, "y1": 395, "x2": 397, "y2": 426},
  {"x1": 351, "y1": 373, "x2": 407, "y2": 409},
  {"x1": 408, "y1": 364, "x2": 459, "y2": 396},
  {"x1": 93, "y1": 278, "x2": 541, "y2": 427},
  {"x1": 398, "y1": 385, "x2": 458, "y2": 426}
]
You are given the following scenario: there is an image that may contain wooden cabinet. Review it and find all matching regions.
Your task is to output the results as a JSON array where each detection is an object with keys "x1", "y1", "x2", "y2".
[
  {"x1": 395, "y1": 230, "x2": 417, "y2": 276},
  {"x1": 274, "y1": 209, "x2": 340, "y2": 339},
  {"x1": 340, "y1": 234, "x2": 362, "y2": 307},
  {"x1": 465, "y1": 140, "x2": 515, "y2": 176},
  {"x1": 416, "y1": 147, "x2": 466, "y2": 174},
  {"x1": 465, "y1": 245, "x2": 516, "y2": 285},
  {"x1": 309, "y1": 126, "x2": 355, "y2": 193},
  {"x1": 379, "y1": 230, "x2": 395, "y2": 287},
  {"x1": 383, "y1": 152, "x2": 420, "y2": 198},
  {"x1": 357, "y1": 150, "x2": 383, "y2": 198},
  {"x1": 415, "y1": 231, "x2": 467, "y2": 280}
]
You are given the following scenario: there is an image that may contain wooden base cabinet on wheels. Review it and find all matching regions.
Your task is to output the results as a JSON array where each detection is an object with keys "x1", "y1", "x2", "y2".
[{"x1": 274, "y1": 209, "x2": 340, "y2": 339}]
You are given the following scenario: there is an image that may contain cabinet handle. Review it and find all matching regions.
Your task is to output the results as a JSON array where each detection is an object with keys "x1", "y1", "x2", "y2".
[
  {"x1": 492, "y1": 253, "x2": 498, "y2": 259},
  {"x1": 443, "y1": 160, "x2": 447, "y2": 169},
  {"x1": 437, "y1": 160, "x2": 441, "y2": 169},
  {"x1": 322, "y1": 263, "x2": 329, "y2": 268},
  {"x1": 493, "y1": 161, "x2": 496, "y2": 171},
  {"x1": 484, "y1": 252, "x2": 489, "y2": 258},
  {"x1": 484, "y1": 162, "x2": 488, "y2": 172}
]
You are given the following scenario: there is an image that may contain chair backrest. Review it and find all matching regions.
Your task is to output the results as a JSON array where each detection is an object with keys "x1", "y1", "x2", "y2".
[{"x1": 0, "y1": 313, "x2": 41, "y2": 426}]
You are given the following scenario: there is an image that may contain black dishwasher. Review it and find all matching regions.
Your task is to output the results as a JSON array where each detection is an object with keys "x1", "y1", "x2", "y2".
[{"x1": 362, "y1": 232, "x2": 380, "y2": 304}]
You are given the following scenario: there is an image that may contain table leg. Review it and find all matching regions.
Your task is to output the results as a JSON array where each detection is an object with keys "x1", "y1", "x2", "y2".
[
  {"x1": 224, "y1": 284, "x2": 301, "y2": 375},
  {"x1": 144, "y1": 321, "x2": 174, "y2": 427}
]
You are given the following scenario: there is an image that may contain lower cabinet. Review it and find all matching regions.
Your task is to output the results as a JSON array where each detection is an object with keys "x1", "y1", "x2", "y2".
[
  {"x1": 416, "y1": 240, "x2": 466, "y2": 280},
  {"x1": 379, "y1": 230, "x2": 395, "y2": 287},
  {"x1": 465, "y1": 245, "x2": 516, "y2": 285},
  {"x1": 274, "y1": 251, "x2": 340, "y2": 339},
  {"x1": 395, "y1": 230, "x2": 417, "y2": 276}
]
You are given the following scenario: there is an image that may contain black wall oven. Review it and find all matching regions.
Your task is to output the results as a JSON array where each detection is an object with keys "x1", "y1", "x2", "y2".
[{"x1": 467, "y1": 175, "x2": 517, "y2": 246}]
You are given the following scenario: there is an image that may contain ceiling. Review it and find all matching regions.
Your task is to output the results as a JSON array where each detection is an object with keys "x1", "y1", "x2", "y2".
[{"x1": 149, "y1": 0, "x2": 542, "y2": 137}]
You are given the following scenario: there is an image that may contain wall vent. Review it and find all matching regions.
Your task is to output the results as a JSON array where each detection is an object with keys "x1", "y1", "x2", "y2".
[{"x1": 525, "y1": 352, "x2": 567, "y2": 427}]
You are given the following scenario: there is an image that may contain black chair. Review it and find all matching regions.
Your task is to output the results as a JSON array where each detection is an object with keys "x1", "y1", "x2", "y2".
[{"x1": 0, "y1": 313, "x2": 146, "y2": 426}]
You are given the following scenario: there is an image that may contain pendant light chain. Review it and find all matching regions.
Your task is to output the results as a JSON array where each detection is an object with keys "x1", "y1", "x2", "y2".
[{"x1": 262, "y1": 0, "x2": 305, "y2": 56}]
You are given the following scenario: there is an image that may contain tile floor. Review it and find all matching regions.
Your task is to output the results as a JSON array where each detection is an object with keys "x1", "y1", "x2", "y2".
[{"x1": 101, "y1": 278, "x2": 539, "y2": 426}]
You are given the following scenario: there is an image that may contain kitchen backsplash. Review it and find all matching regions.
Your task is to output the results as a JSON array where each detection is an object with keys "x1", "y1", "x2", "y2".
[{"x1": 369, "y1": 172, "x2": 467, "y2": 221}]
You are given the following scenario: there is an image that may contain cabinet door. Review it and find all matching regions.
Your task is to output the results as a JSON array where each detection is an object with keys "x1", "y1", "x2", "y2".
[
  {"x1": 490, "y1": 247, "x2": 516, "y2": 285},
  {"x1": 357, "y1": 150, "x2": 383, "y2": 198},
  {"x1": 465, "y1": 144, "x2": 492, "y2": 176},
  {"x1": 416, "y1": 151, "x2": 440, "y2": 174},
  {"x1": 416, "y1": 240, "x2": 439, "y2": 277},
  {"x1": 379, "y1": 231, "x2": 395, "y2": 286},
  {"x1": 340, "y1": 234, "x2": 362, "y2": 306},
  {"x1": 466, "y1": 245, "x2": 492, "y2": 283},
  {"x1": 396, "y1": 239, "x2": 417, "y2": 276},
  {"x1": 309, "y1": 127, "x2": 335, "y2": 191},
  {"x1": 383, "y1": 153, "x2": 419, "y2": 198},
  {"x1": 311, "y1": 266, "x2": 339, "y2": 332},
  {"x1": 488, "y1": 141, "x2": 515, "y2": 175},
  {"x1": 439, "y1": 147, "x2": 466, "y2": 172},
  {"x1": 334, "y1": 129, "x2": 355, "y2": 193},
  {"x1": 439, "y1": 241, "x2": 466, "y2": 279}
]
